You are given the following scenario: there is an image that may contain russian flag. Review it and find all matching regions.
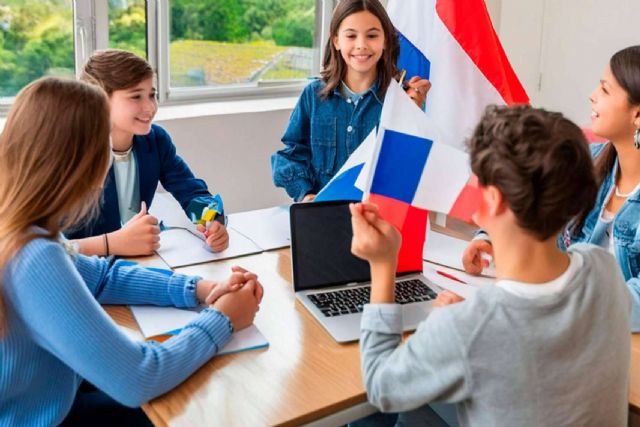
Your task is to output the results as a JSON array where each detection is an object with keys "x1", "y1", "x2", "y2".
[{"x1": 365, "y1": 81, "x2": 473, "y2": 272}]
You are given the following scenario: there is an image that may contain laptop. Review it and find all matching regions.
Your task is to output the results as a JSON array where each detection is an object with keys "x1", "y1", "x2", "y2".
[{"x1": 290, "y1": 200, "x2": 442, "y2": 343}]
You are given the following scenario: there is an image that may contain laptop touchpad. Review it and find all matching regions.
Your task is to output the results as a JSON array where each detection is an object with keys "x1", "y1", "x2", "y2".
[{"x1": 402, "y1": 305, "x2": 429, "y2": 328}]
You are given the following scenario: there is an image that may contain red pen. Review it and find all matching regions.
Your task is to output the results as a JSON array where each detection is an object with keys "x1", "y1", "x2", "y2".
[{"x1": 436, "y1": 270, "x2": 467, "y2": 285}]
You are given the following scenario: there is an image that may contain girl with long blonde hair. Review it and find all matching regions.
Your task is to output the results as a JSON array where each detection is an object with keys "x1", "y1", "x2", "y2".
[{"x1": 0, "y1": 77, "x2": 262, "y2": 426}]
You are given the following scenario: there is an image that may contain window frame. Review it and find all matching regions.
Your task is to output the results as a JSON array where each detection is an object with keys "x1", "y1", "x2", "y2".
[
  {"x1": 150, "y1": 0, "x2": 334, "y2": 105},
  {"x1": 0, "y1": 0, "x2": 335, "y2": 114}
]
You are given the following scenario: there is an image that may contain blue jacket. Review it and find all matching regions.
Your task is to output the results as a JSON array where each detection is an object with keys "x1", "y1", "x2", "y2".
[
  {"x1": 68, "y1": 124, "x2": 215, "y2": 238},
  {"x1": 560, "y1": 143, "x2": 640, "y2": 331},
  {"x1": 271, "y1": 79, "x2": 383, "y2": 201}
]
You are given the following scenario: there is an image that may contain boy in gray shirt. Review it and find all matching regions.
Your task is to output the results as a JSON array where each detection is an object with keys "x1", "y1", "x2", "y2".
[{"x1": 350, "y1": 105, "x2": 631, "y2": 426}]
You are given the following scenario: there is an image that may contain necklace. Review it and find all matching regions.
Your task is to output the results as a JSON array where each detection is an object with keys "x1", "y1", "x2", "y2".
[
  {"x1": 615, "y1": 184, "x2": 640, "y2": 198},
  {"x1": 112, "y1": 146, "x2": 133, "y2": 156}
]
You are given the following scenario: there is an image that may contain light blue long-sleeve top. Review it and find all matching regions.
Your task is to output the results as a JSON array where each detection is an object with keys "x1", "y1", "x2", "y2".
[{"x1": 0, "y1": 235, "x2": 233, "y2": 427}]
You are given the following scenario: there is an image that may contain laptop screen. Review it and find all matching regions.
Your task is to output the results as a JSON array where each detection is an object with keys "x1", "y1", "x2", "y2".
[{"x1": 290, "y1": 201, "x2": 371, "y2": 292}]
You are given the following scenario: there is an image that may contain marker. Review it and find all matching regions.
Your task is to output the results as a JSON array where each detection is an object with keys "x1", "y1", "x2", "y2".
[
  {"x1": 436, "y1": 270, "x2": 467, "y2": 285},
  {"x1": 399, "y1": 69, "x2": 407, "y2": 88}
]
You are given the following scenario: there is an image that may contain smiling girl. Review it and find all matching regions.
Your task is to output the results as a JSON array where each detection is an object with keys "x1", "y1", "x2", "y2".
[
  {"x1": 69, "y1": 49, "x2": 229, "y2": 256},
  {"x1": 271, "y1": 0, "x2": 430, "y2": 202}
]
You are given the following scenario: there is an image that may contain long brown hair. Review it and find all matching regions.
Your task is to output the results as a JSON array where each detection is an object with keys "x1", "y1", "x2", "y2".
[
  {"x1": 81, "y1": 49, "x2": 154, "y2": 95},
  {"x1": 0, "y1": 77, "x2": 111, "y2": 335},
  {"x1": 468, "y1": 105, "x2": 597, "y2": 240},
  {"x1": 319, "y1": 0, "x2": 399, "y2": 99},
  {"x1": 593, "y1": 46, "x2": 640, "y2": 187}
]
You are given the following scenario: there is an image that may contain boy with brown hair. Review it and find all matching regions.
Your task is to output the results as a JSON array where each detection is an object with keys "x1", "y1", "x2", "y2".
[{"x1": 350, "y1": 105, "x2": 631, "y2": 426}]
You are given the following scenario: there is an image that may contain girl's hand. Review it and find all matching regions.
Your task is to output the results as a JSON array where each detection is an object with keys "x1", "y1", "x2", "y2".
[
  {"x1": 404, "y1": 76, "x2": 431, "y2": 108},
  {"x1": 433, "y1": 290, "x2": 465, "y2": 307},
  {"x1": 302, "y1": 193, "x2": 316, "y2": 202},
  {"x1": 196, "y1": 221, "x2": 230, "y2": 252},
  {"x1": 109, "y1": 202, "x2": 160, "y2": 256},
  {"x1": 350, "y1": 202, "x2": 401, "y2": 265},
  {"x1": 462, "y1": 239, "x2": 493, "y2": 276},
  {"x1": 213, "y1": 281, "x2": 261, "y2": 331},
  {"x1": 198, "y1": 266, "x2": 264, "y2": 305}
]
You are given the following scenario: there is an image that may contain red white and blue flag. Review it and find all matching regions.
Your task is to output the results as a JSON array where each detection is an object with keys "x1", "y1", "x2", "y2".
[
  {"x1": 389, "y1": 0, "x2": 529, "y2": 150},
  {"x1": 365, "y1": 80, "x2": 475, "y2": 272},
  {"x1": 317, "y1": 0, "x2": 529, "y2": 271}
]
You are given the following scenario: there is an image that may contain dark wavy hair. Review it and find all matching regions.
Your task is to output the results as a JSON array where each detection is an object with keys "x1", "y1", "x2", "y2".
[
  {"x1": 319, "y1": 0, "x2": 399, "y2": 99},
  {"x1": 593, "y1": 46, "x2": 640, "y2": 187},
  {"x1": 468, "y1": 105, "x2": 597, "y2": 241}
]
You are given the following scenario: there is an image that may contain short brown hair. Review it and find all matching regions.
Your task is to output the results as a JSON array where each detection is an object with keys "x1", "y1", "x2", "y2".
[
  {"x1": 468, "y1": 105, "x2": 597, "y2": 240},
  {"x1": 81, "y1": 49, "x2": 154, "y2": 95},
  {"x1": 319, "y1": 0, "x2": 399, "y2": 99}
]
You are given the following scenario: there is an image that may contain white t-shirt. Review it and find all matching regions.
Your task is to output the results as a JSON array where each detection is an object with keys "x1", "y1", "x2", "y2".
[
  {"x1": 112, "y1": 148, "x2": 140, "y2": 224},
  {"x1": 496, "y1": 252, "x2": 583, "y2": 299}
]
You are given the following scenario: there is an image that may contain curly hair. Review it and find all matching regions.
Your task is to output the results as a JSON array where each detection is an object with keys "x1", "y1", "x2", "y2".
[{"x1": 467, "y1": 105, "x2": 597, "y2": 240}]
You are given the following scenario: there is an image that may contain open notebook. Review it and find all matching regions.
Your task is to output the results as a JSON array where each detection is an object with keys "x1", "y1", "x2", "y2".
[
  {"x1": 149, "y1": 192, "x2": 289, "y2": 268},
  {"x1": 130, "y1": 306, "x2": 268, "y2": 356}
]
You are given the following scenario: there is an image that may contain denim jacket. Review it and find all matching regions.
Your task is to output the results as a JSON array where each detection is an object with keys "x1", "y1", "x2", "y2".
[
  {"x1": 271, "y1": 79, "x2": 383, "y2": 201},
  {"x1": 560, "y1": 143, "x2": 640, "y2": 331}
]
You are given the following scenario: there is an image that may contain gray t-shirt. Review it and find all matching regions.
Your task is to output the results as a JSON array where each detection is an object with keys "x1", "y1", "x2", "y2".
[{"x1": 360, "y1": 244, "x2": 631, "y2": 426}]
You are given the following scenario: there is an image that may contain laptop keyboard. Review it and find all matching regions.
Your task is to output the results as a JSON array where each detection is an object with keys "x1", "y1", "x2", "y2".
[{"x1": 307, "y1": 279, "x2": 438, "y2": 317}]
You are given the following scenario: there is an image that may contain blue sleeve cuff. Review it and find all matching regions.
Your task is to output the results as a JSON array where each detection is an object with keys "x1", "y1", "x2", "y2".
[
  {"x1": 186, "y1": 307, "x2": 234, "y2": 351},
  {"x1": 168, "y1": 274, "x2": 202, "y2": 308},
  {"x1": 361, "y1": 304, "x2": 403, "y2": 334}
]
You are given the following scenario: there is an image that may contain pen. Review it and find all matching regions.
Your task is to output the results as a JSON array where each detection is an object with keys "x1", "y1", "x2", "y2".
[
  {"x1": 399, "y1": 69, "x2": 407, "y2": 88},
  {"x1": 436, "y1": 270, "x2": 467, "y2": 284}
]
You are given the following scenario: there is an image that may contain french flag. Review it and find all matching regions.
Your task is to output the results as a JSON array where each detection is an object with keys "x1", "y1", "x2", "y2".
[{"x1": 317, "y1": 0, "x2": 528, "y2": 205}]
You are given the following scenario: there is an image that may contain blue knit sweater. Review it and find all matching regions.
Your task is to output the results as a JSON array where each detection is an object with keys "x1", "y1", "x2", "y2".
[{"x1": 0, "y1": 236, "x2": 233, "y2": 426}]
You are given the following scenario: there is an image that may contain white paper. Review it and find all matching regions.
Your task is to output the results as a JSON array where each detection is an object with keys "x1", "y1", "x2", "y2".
[
  {"x1": 149, "y1": 192, "x2": 200, "y2": 235},
  {"x1": 227, "y1": 205, "x2": 290, "y2": 251},
  {"x1": 130, "y1": 306, "x2": 268, "y2": 355},
  {"x1": 423, "y1": 230, "x2": 496, "y2": 278},
  {"x1": 156, "y1": 227, "x2": 262, "y2": 268},
  {"x1": 423, "y1": 262, "x2": 495, "y2": 300},
  {"x1": 423, "y1": 230, "x2": 469, "y2": 271}
]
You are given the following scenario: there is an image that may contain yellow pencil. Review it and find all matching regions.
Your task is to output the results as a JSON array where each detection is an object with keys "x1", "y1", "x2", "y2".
[{"x1": 399, "y1": 69, "x2": 407, "y2": 86}]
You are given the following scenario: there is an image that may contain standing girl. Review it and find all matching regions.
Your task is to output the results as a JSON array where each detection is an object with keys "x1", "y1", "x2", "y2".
[
  {"x1": 271, "y1": 0, "x2": 430, "y2": 202},
  {"x1": 0, "y1": 77, "x2": 262, "y2": 426},
  {"x1": 69, "y1": 49, "x2": 229, "y2": 256},
  {"x1": 463, "y1": 45, "x2": 640, "y2": 332}
]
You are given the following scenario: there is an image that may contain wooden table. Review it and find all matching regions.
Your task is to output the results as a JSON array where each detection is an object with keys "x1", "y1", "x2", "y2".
[
  {"x1": 107, "y1": 249, "x2": 372, "y2": 426},
  {"x1": 107, "y1": 247, "x2": 640, "y2": 425}
]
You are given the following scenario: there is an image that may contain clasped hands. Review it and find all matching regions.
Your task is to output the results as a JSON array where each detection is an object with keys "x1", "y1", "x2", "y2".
[{"x1": 196, "y1": 266, "x2": 264, "y2": 331}]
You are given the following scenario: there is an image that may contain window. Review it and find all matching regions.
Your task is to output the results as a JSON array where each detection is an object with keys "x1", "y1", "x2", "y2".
[
  {"x1": 153, "y1": 0, "x2": 331, "y2": 102},
  {"x1": 109, "y1": 0, "x2": 147, "y2": 58},
  {"x1": 168, "y1": 0, "x2": 315, "y2": 88},
  {"x1": 0, "y1": 0, "x2": 331, "y2": 111},
  {"x1": 0, "y1": 0, "x2": 74, "y2": 99}
]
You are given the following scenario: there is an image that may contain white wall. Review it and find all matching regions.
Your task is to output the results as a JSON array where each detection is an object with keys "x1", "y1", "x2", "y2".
[
  {"x1": 497, "y1": 0, "x2": 640, "y2": 126},
  {"x1": 156, "y1": 105, "x2": 294, "y2": 214}
]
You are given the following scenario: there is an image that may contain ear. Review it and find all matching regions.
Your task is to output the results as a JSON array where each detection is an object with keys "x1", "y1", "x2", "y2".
[
  {"x1": 633, "y1": 105, "x2": 640, "y2": 129},
  {"x1": 484, "y1": 185, "x2": 507, "y2": 217},
  {"x1": 333, "y1": 35, "x2": 340, "y2": 51}
]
